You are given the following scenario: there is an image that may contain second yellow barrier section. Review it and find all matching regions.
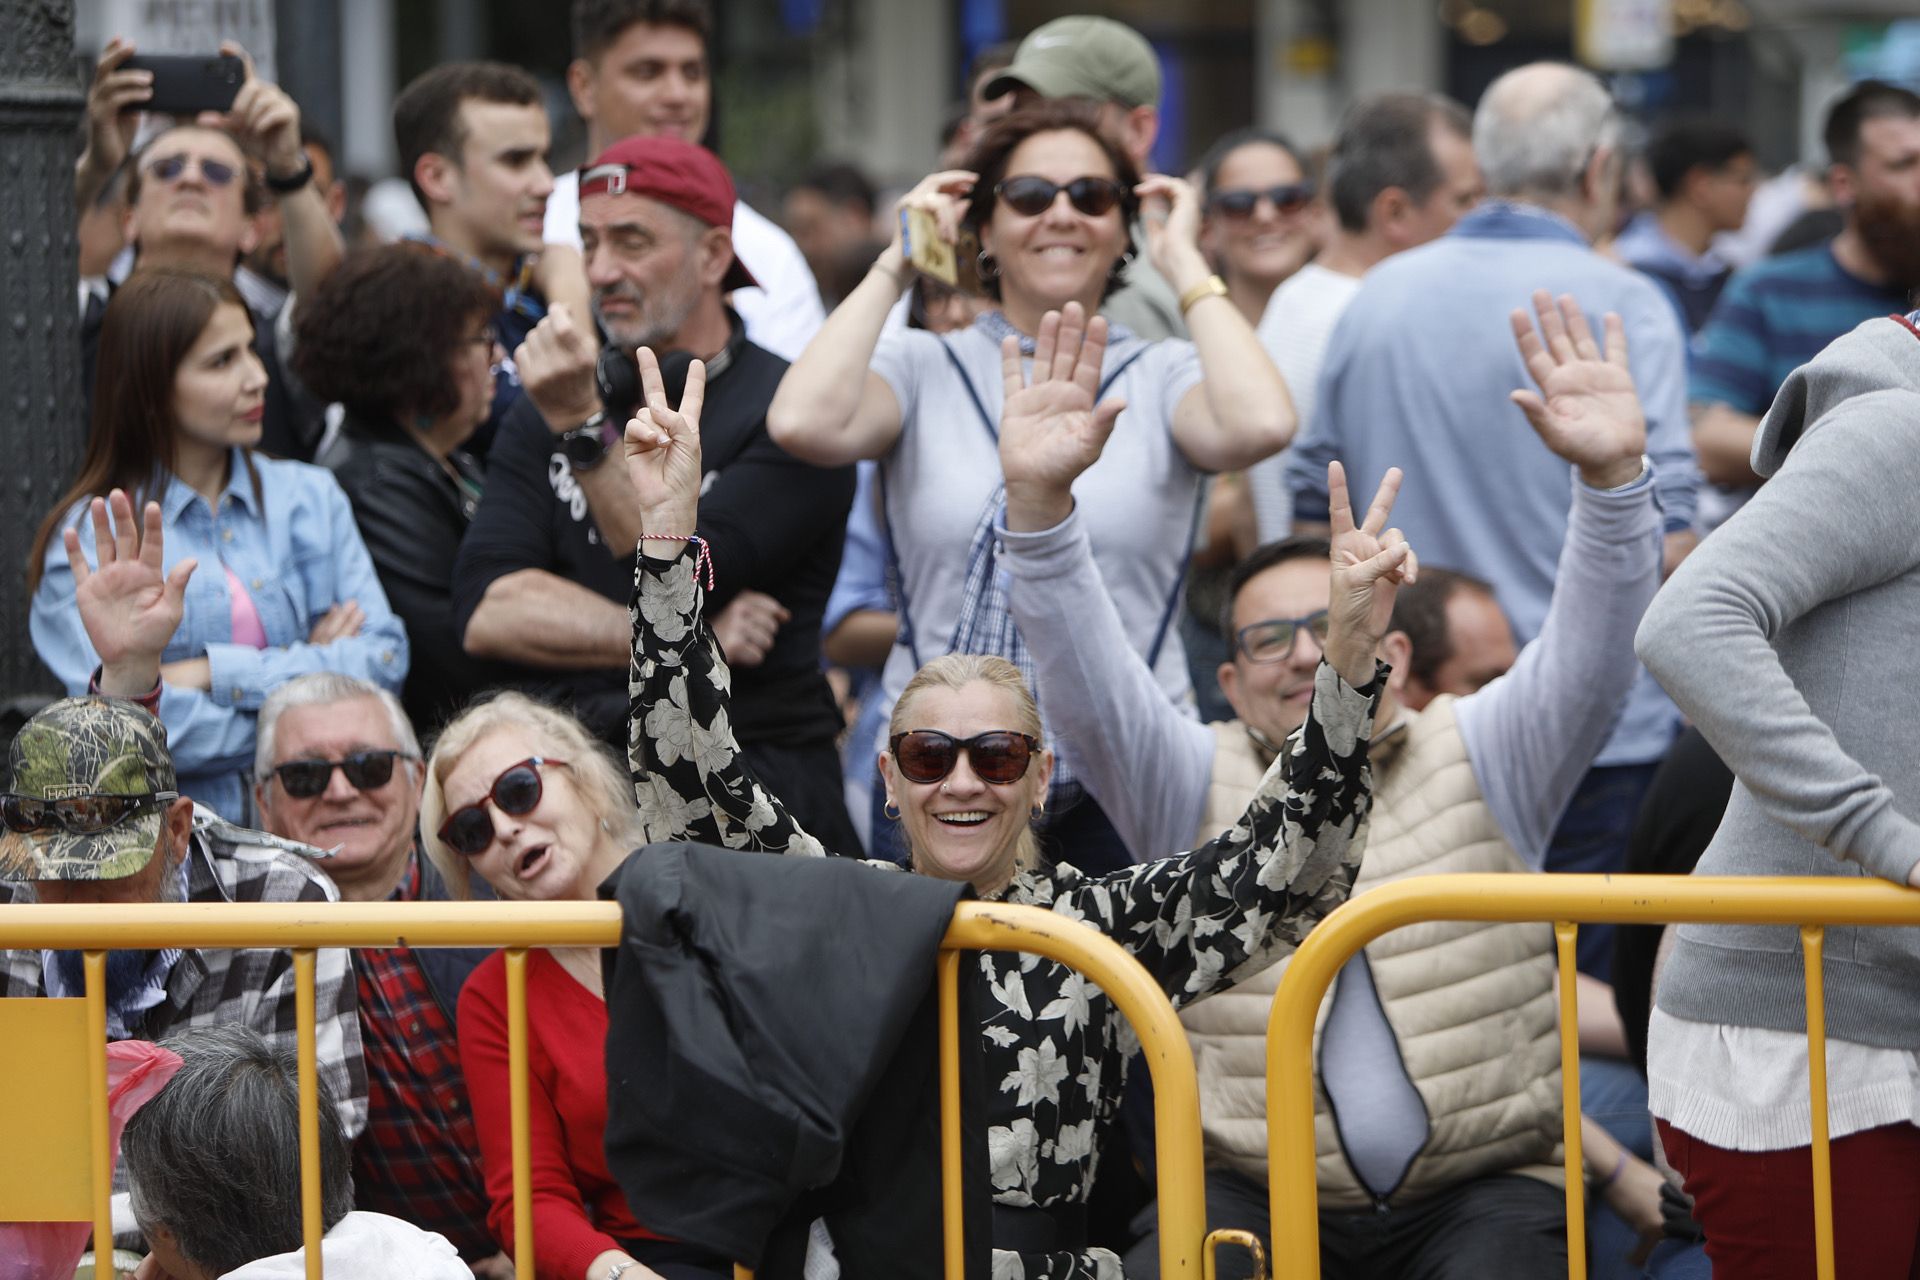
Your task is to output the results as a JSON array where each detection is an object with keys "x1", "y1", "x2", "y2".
[
  {"x1": 0, "y1": 897, "x2": 1208, "y2": 1280},
  {"x1": 1265, "y1": 873, "x2": 1920, "y2": 1280}
]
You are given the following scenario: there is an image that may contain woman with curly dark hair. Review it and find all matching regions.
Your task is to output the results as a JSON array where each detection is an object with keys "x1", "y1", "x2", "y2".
[{"x1": 295, "y1": 244, "x2": 503, "y2": 729}]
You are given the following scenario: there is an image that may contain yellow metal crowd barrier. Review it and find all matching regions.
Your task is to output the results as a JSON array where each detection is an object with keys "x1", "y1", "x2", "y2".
[
  {"x1": 1265, "y1": 873, "x2": 1920, "y2": 1280},
  {"x1": 0, "y1": 898, "x2": 1210, "y2": 1280}
]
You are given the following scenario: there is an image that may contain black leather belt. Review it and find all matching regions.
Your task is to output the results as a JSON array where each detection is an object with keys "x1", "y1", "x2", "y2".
[{"x1": 991, "y1": 1201, "x2": 1090, "y2": 1254}]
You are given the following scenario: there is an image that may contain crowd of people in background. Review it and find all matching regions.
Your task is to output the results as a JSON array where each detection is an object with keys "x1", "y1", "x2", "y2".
[{"x1": 7, "y1": 1, "x2": 1920, "y2": 1277}]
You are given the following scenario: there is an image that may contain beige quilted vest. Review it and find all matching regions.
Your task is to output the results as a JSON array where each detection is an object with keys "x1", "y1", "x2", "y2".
[{"x1": 1179, "y1": 696, "x2": 1563, "y2": 1209}]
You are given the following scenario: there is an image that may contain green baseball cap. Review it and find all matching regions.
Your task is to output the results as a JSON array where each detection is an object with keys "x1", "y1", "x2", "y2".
[
  {"x1": 0, "y1": 697, "x2": 178, "y2": 882},
  {"x1": 983, "y1": 16, "x2": 1162, "y2": 111}
]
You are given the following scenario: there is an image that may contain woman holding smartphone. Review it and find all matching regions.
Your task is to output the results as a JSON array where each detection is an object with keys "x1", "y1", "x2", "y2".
[{"x1": 766, "y1": 100, "x2": 1295, "y2": 872}]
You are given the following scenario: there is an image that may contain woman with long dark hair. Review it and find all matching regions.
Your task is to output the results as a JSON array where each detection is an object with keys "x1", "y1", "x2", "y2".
[{"x1": 30, "y1": 267, "x2": 407, "y2": 822}]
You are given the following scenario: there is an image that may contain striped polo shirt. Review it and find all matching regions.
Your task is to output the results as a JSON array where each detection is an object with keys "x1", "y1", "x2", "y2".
[{"x1": 1689, "y1": 241, "x2": 1910, "y2": 413}]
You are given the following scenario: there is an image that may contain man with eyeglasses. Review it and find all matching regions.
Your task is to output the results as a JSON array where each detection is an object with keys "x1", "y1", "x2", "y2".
[
  {"x1": 0, "y1": 695, "x2": 369, "y2": 1237},
  {"x1": 998, "y1": 295, "x2": 1665, "y2": 1277},
  {"x1": 252, "y1": 674, "x2": 507, "y2": 1275},
  {"x1": 75, "y1": 38, "x2": 344, "y2": 460}
]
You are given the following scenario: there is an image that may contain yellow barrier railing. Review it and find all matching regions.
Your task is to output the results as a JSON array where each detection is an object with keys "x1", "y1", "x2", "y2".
[
  {"x1": 0, "y1": 898, "x2": 1208, "y2": 1280},
  {"x1": 1266, "y1": 873, "x2": 1920, "y2": 1280}
]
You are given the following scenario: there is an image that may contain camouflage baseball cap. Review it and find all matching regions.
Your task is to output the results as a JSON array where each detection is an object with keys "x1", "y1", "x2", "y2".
[
  {"x1": 0, "y1": 697, "x2": 177, "y2": 882},
  {"x1": 983, "y1": 16, "x2": 1162, "y2": 111}
]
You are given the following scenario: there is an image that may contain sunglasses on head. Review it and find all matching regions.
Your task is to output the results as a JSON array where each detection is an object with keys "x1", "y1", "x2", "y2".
[
  {"x1": 995, "y1": 175, "x2": 1128, "y2": 219},
  {"x1": 270, "y1": 750, "x2": 414, "y2": 800},
  {"x1": 1, "y1": 791, "x2": 180, "y2": 836},
  {"x1": 436, "y1": 757, "x2": 569, "y2": 858},
  {"x1": 889, "y1": 731, "x2": 1040, "y2": 786},
  {"x1": 1210, "y1": 182, "x2": 1316, "y2": 219},
  {"x1": 144, "y1": 153, "x2": 240, "y2": 188},
  {"x1": 1235, "y1": 610, "x2": 1332, "y2": 664}
]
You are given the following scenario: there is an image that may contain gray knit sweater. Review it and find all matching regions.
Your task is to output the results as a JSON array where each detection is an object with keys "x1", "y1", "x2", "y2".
[{"x1": 1636, "y1": 313, "x2": 1920, "y2": 1047}]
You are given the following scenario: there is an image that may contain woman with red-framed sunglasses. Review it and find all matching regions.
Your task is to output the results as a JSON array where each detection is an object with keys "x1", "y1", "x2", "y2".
[{"x1": 624, "y1": 329, "x2": 1413, "y2": 1279}]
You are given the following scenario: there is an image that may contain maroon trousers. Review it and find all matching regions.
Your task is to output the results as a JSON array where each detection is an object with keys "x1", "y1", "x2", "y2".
[{"x1": 1658, "y1": 1118, "x2": 1920, "y2": 1278}]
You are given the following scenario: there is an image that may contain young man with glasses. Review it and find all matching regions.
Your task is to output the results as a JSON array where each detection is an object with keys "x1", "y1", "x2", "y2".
[
  {"x1": 75, "y1": 38, "x2": 345, "y2": 460},
  {"x1": 998, "y1": 293, "x2": 1666, "y2": 1278}
]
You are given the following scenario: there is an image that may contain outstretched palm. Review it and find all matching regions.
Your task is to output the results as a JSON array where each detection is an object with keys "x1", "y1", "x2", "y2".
[
  {"x1": 623, "y1": 347, "x2": 707, "y2": 535},
  {"x1": 66, "y1": 491, "x2": 196, "y2": 669},
  {"x1": 1325, "y1": 462, "x2": 1416, "y2": 687},
  {"x1": 998, "y1": 302, "x2": 1126, "y2": 506},
  {"x1": 1509, "y1": 290, "x2": 1646, "y2": 486}
]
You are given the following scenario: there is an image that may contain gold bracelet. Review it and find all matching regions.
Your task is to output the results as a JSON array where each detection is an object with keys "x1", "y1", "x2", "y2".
[{"x1": 1178, "y1": 274, "x2": 1229, "y2": 316}]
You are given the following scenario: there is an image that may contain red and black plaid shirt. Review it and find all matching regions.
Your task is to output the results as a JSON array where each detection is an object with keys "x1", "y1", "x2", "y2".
[{"x1": 351, "y1": 854, "x2": 497, "y2": 1260}]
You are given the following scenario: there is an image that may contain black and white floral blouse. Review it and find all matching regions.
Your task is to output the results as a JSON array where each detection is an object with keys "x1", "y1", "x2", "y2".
[{"x1": 628, "y1": 547, "x2": 1381, "y2": 1280}]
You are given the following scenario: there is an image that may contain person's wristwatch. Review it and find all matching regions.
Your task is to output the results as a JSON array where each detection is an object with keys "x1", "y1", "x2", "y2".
[
  {"x1": 559, "y1": 412, "x2": 612, "y2": 472},
  {"x1": 264, "y1": 155, "x2": 314, "y2": 194},
  {"x1": 604, "y1": 1261, "x2": 643, "y2": 1280}
]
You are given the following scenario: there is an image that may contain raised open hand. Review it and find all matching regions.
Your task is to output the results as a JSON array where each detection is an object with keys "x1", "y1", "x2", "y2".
[
  {"x1": 1509, "y1": 290, "x2": 1647, "y2": 490},
  {"x1": 65, "y1": 490, "x2": 197, "y2": 686},
  {"x1": 1325, "y1": 462, "x2": 1416, "y2": 689},
  {"x1": 623, "y1": 346, "x2": 707, "y2": 539},
  {"x1": 998, "y1": 302, "x2": 1127, "y2": 531}
]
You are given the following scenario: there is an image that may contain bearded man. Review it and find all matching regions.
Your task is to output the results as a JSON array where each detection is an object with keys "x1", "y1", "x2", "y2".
[
  {"x1": 1687, "y1": 78, "x2": 1920, "y2": 528},
  {"x1": 450, "y1": 135, "x2": 860, "y2": 850}
]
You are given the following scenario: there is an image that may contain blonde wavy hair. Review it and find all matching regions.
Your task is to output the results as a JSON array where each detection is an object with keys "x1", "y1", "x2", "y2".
[
  {"x1": 419, "y1": 691, "x2": 648, "y2": 900},
  {"x1": 886, "y1": 654, "x2": 1049, "y2": 872}
]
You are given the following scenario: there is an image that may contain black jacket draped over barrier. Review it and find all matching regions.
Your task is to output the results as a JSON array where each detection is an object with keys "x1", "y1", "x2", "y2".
[{"x1": 600, "y1": 842, "x2": 992, "y2": 1279}]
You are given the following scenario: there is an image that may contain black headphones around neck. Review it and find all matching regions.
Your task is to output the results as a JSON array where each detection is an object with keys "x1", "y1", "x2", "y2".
[{"x1": 595, "y1": 346, "x2": 697, "y2": 423}]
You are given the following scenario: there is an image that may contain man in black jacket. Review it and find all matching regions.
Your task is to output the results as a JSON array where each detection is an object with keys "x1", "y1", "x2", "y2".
[
  {"x1": 251, "y1": 673, "x2": 502, "y2": 1272},
  {"x1": 452, "y1": 135, "x2": 859, "y2": 852}
]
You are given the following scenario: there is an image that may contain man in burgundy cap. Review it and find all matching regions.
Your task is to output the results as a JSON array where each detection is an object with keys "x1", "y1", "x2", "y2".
[{"x1": 451, "y1": 135, "x2": 861, "y2": 852}]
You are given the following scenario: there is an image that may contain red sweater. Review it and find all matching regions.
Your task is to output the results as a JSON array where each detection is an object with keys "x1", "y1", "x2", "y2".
[{"x1": 459, "y1": 949, "x2": 663, "y2": 1280}]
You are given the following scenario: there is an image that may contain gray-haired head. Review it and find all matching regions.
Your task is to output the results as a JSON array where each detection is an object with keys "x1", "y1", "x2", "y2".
[
  {"x1": 123, "y1": 1025, "x2": 353, "y2": 1275},
  {"x1": 255, "y1": 672, "x2": 421, "y2": 782},
  {"x1": 1473, "y1": 62, "x2": 1619, "y2": 205}
]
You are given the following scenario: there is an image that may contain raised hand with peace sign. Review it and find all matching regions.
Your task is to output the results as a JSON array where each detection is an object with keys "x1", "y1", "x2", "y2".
[
  {"x1": 1324, "y1": 461, "x2": 1418, "y2": 689},
  {"x1": 622, "y1": 346, "x2": 708, "y2": 542}
]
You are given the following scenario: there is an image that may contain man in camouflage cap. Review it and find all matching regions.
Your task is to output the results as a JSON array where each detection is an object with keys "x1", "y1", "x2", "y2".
[
  {"x1": 0, "y1": 696, "x2": 183, "y2": 888},
  {"x1": 1, "y1": 694, "x2": 369, "y2": 1141}
]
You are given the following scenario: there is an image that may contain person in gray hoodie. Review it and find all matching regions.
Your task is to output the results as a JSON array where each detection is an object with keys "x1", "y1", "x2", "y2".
[{"x1": 1635, "y1": 308, "x2": 1920, "y2": 1278}]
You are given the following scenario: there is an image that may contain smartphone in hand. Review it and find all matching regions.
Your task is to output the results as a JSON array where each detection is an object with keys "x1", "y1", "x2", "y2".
[
  {"x1": 901, "y1": 206, "x2": 983, "y2": 295},
  {"x1": 121, "y1": 54, "x2": 245, "y2": 117}
]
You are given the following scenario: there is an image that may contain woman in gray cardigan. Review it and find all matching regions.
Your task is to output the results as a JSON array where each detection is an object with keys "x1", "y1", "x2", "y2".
[{"x1": 1634, "y1": 309, "x2": 1920, "y2": 1278}]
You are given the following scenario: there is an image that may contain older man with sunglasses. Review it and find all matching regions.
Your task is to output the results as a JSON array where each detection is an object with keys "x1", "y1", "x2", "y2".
[{"x1": 48, "y1": 493, "x2": 508, "y2": 1274}]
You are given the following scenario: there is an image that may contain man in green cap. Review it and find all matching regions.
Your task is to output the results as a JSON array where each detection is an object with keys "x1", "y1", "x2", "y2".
[
  {"x1": 0, "y1": 694, "x2": 368, "y2": 1145},
  {"x1": 983, "y1": 13, "x2": 1186, "y2": 339}
]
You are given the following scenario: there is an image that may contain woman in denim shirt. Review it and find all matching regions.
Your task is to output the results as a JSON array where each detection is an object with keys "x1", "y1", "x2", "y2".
[{"x1": 29, "y1": 269, "x2": 408, "y2": 823}]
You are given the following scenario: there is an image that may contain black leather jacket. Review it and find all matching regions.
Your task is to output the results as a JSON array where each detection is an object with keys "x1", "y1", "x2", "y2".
[{"x1": 319, "y1": 410, "x2": 503, "y2": 731}]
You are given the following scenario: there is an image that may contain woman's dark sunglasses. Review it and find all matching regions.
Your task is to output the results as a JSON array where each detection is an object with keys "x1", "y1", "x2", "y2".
[
  {"x1": 1235, "y1": 610, "x2": 1332, "y2": 664},
  {"x1": 144, "y1": 154, "x2": 240, "y2": 187},
  {"x1": 270, "y1": 750, "x2": 414, "y2": 799},
  {"x1": 995, "y1": 175, "x2": 1128, "y2": 219},
  {"x1": 1, "y1": 791, "x2": 180, "y2": 835},
  {"x1": 436, "y1": 757, "x2": 569, "y2": 858},
  {"x1": 889, "y1": 731, "x2": 1040, "y2": 786},
  {"x1": 1210, "y1": 182, "x2": 1316, "y2": 219}
]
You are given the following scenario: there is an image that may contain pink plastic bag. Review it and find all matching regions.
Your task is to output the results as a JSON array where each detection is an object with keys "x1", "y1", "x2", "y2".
[{"x1": 0, "y1": 1040, "x2": 184, "y2": 1280}]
